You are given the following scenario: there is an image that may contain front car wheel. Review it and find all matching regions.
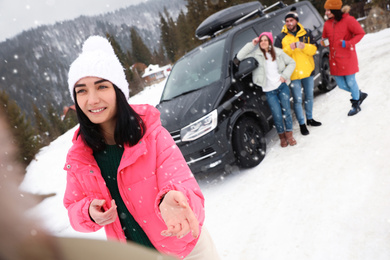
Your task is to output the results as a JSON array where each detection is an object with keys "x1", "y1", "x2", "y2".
[{"x1": 232, "y1": 117, "x2": 266, "y2": 168}]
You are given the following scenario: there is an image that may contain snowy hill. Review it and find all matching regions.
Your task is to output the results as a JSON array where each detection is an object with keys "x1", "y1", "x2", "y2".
[
  {"x1": 0, "y1": 0, "x2": 185, "y2": 121},
  {"x1": 20, "y1": 28, "x2": 390, "y2": 260}
]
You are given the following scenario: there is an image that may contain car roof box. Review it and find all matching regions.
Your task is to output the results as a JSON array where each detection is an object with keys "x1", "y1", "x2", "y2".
[{"x1": 195, "y1": 1, "x2": 264, "y2": 40}]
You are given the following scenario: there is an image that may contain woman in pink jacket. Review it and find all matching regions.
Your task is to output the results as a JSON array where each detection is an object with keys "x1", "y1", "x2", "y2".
[
  {"x1": 322, "y1": 0, "x2": 368, "y2": 116},
  {"x1": 63, "y1": 35, "x2": 220, "y2": 260}
]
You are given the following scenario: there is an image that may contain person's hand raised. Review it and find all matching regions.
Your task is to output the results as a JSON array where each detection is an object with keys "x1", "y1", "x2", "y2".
[
  {"x1": 89, "y1": 199, "x2": 117, "y2": 226},
  {"x1": 159, "y1": 190, "x2": 199, "y2": 239},
  {"x1": 252, "y1": 37, "x2": 260, "y2": 46}
]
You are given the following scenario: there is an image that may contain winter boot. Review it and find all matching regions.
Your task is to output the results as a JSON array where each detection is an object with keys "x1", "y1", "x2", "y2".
[
  {"x1": 307, "y1": 119, "x2": 322, "y2": 126},
  {"x1": 278, "y1": 133, "x2": 288, "y2": 148},
  {"x1": 358, "y1": 90, "x2": 368, "y2": 106},
  {"x1": 285, "y1": 131, "x2": 297, "y2": 146},
  {"x1": 299, "y1": 124, "x2": 309, "y2": 135},
  {"x1": 348, "y1": 99, "x2": 361, "y2": 116}
]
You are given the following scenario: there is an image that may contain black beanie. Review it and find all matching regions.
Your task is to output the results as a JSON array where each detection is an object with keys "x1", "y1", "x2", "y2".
[{"x1": 285, "y1": 7, "x2": 299, "y2": 22}]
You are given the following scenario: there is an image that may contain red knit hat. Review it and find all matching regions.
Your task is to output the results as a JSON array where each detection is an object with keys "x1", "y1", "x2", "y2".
[
  {"x1": 324, "y1": 0, "x2": 342, "y2": 10},
  {"x1": 259, "y1": 32, "x2": 273, "y2": 45}
]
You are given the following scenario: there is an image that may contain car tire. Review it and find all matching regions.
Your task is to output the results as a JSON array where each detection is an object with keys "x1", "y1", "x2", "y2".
[
  {"x1": 318, "y1": 55, "x2": 337, "y2": 92},
  {"x1": 232, "y1": 117, "x2": 266, "y2": 168}
]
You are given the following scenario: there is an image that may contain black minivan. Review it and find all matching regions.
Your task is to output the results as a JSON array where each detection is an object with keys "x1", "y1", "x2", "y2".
[{"x1": 156, "y1": 1, "x2": 336, "y2": 174}]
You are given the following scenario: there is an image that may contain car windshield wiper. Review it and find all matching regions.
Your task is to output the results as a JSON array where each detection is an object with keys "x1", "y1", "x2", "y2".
[{"x1": 160, "y1": 88, "x2": 200, "y2": 102}]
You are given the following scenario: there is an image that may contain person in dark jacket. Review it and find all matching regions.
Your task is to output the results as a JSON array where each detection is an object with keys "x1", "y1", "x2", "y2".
[
  {"x1": 322, "y1": 0, "x2": 368, "y2": 116},
  {"x1": 275, "y1": 7, "x2": 322, "y2": 135}
]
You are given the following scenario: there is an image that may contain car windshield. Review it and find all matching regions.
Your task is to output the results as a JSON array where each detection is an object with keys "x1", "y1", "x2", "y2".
[{"x1": 160, "y1": 39, "x2": 225, "y2": 101}]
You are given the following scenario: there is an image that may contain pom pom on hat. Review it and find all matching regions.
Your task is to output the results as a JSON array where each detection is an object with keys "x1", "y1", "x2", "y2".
[
  {"x1": 324, "y1": 0, "x2": 342, "y2": 10},
  {"x1": 285, "y1": 7, "x2": 299, "y2": 22},
  {"x1": 82, "y1": 35, "x2": 116, "y2": 56},
  {"x1": 259, "y1": 32, "x2": 274, "y2": 45},
  {"x1": 67, "y1": 35, "x2": 129, "y2": 102}
]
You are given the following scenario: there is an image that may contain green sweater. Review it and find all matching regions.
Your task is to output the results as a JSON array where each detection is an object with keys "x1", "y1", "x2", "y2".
[{"x1": 94, "y1": 144, "x2": 155, "y2": 249}]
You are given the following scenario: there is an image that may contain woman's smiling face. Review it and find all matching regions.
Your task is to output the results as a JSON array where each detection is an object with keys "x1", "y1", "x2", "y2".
[
  {"x1": 74, "y1": 77, "x2": 117, "y2": 129},
  {"x1": 259, "y1": 35, "x2": 270, "y2": 51}
]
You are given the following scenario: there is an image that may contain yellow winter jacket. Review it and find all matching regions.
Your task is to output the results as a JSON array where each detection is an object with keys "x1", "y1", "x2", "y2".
[{"x1": 275, "y1": 23, "x2": 317, "y2": 80}]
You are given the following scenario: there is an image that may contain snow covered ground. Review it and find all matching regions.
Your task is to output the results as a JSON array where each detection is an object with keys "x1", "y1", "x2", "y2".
[{"x1": 20, "y1": 28, "x2": 390, "y2": 260}]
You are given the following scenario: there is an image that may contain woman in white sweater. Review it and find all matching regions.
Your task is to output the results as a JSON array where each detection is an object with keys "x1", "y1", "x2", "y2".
[{"x1": 237, "y1": 32, "x2": 297, "y2": 147}]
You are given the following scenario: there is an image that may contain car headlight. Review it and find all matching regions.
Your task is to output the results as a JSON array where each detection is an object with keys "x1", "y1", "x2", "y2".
[{"x1": 181, "y1": 109, "x2": 218, "y2": 142}]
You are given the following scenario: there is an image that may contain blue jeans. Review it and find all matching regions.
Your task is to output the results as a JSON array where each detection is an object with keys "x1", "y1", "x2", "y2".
[
  {"x1": 290, "y1": 76, "x2": 314, "y2": 125},
  {"x1": 334, "y1": 74, "x2": 360, "y2": 100},
  {"x1": 265, "y1": 83, "x2": 293, "y2": 134}
]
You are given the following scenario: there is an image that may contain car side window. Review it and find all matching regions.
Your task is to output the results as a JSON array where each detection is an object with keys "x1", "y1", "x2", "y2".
[
  {"x1": 253, "y1": 20, "x2": 281, "y2": 41},
  {"x1": 296, "y1": 5, "x2": 322, "y2": 30},
  {"x1": 231, "y1": 28, "x2": 258, "y2": 59}
]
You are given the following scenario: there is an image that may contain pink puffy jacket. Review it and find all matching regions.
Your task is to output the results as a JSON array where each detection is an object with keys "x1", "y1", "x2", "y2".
[{"x1": 63, "y1": 104, "x2": 205, "y2": 259}]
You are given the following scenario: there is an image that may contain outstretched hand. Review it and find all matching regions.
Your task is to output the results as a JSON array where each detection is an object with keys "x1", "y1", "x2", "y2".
[
  {"x1": 159, "y1": 190, "x2": 199, "y2": 239},
  {"x1": 89, "y1": 199, "x2": 117, "y2": 226}
]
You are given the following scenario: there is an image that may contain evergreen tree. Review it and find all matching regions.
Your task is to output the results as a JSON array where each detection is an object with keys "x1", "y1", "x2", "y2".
[
  {"x1": 47, "y1": 103, "x2": 65, "y2": 137},
  {"x1": 176, "y1": 10, "x2": 193, "y2": 56},
  {"x1": 105, "y1": 33, "x2": 145, "y2": 97},
  {"x1": 106, "y1": 33, "x2": 134, "y2": 96},
  {"x1": 156, "y1": 42, "x2": 169, "y2": 65},
  {"x1": 151, "y1": 49, "x2": 161, "y2": 65},
  {"x1": 62, "y1": 110, "x2": 78, "y2": 131},
  {"x1": 129, "y1": 66, "x2": 146, "y2": 95},
  {"x1": 33, "y1": 104, "x2": 51, "y2": 146},
  {"x1": 186, "y1": 0, "x2": 208, "y2": 34},
  {"x1": 126, "y1": 50, "x2": 135, "y2": 70},
  {"x1": 0, "y1": 90, "x2": 41, "y2": 165},
  {"x1": 106, "y1": 33, "x2": 127, "y2": 63},
  {"x1": 130, "y1": 27, "x2": 153, "y2": 65},
  {"x1": 160, "y1": 11, "x2": 174, "y2": 62}
]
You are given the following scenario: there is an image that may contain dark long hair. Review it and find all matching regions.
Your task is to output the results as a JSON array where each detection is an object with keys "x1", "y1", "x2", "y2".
[
  {"x1": 331, "y1": 9, "x2": 343, "y2": 21},
  {"x1": 259, "y1": 35, "x2": 276, "y2": 61},
  {"x1": 74, "y1": 85, "x2": 146, "y2": 152}
]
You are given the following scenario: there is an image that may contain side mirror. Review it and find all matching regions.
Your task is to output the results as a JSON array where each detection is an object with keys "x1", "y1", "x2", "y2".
[{"x1": 234, "y1": 57, "x2": 259, "y2": 80}]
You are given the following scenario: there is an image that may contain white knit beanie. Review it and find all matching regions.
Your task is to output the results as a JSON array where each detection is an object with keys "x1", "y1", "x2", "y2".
[{"x1": 67, "y1": 35, "x2": 129, "y2": 102}]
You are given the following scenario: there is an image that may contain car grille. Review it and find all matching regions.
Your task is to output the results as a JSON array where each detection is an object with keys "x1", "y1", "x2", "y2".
[
  {"x1": 169, "y1": 130, "x2": 217, "y2": 165},
  {"x1": 199, "y1": 147, "x2": 215, "y2": 157},
  {"x1": 170, "y1": 130, "x2": 181, "y2": 143}
]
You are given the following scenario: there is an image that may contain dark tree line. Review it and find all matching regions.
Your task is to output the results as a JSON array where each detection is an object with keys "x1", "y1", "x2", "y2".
[{"x1": 0, "y1": 90, "x2": 77, "y2": 166}]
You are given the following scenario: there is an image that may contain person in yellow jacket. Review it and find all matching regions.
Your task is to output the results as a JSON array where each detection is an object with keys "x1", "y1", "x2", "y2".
[{"x1": 274, "y1": 7, "x2": 322, "y2": 136}]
